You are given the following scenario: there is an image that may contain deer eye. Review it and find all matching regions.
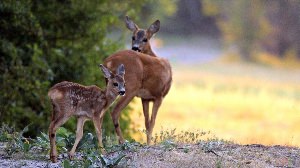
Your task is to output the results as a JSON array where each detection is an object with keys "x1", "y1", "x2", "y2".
[
  {"x1": 143, "y1": 38, "x2": 148, "y2": 42},
  {"x1": 132, "y1": 36, "x2": 135, "y2": 41},
  {"x1": 113, "y1": 83, "x2": 118, "y2": 87}
]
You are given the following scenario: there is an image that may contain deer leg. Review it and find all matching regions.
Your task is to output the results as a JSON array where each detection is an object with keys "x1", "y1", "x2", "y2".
[
  {"x1": 147, "y1": 97, "x2": 163, "y2": 145},
  {"x1": 49, "y1": 114, "x2": 71, "y2": 163},
  {"x1": 93, "y1": 114, "x2": 105, "y2": 153},
  {"x1": 49, "y1": 121, "x2": 58, "y2": 163},
  {"x1": 111, "y1": 94, "x2": 135, "y2": 144},
  {"x1": 69, "y1": 117, "x2": 87, "y2": 160},
  {"x1": 142, "y1": 99, "x2": 150, "y2": 138}
]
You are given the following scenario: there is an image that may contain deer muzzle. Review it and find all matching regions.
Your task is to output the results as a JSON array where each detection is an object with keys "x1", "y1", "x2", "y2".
[
  {"x1": 132, "y1": 46, "x2": 141, "y2": 52},
  {"x1": 119, "y1": 90, "x2": 125, "y2": 96}
]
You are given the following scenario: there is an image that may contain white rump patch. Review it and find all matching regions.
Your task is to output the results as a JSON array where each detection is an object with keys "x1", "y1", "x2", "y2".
[
  {"x1": 106, "y1": 61, "x2": 112, "y2": 69},
  {"x1": 49, "y1": 90, "x2": 63, "y2": 99}
]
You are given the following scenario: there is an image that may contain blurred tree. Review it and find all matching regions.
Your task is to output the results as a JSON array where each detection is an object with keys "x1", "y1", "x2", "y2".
[
  {"x1": 262, "y1": 0, "x2": 300, "y2": 59},
  {"x1": 140, "y1": 0, "x2": 177, "y2": 22},
  {"x1": 121, "y1": 0, "x2": 177, "y2": 34},
  {"x1": 203, "y1": 0, "x2": 266, "y2": 60},
  {"x1": 203, "y1": 0, "x2": 300, "y2": 61},
  {"x1": 0, "y1": 0, "x2": 173, "y2": 138},
  {"x1": 162, "y1": 0, "x2": 219, "y2": 36}
]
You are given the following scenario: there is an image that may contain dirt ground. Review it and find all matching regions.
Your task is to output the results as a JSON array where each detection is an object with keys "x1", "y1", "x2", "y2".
[
  {"x1": 1, "y1": 142, "x2": 300, "y2": 168},
  {"x1": 124, "y1": 143, "x2": 300, "y2": 168}
]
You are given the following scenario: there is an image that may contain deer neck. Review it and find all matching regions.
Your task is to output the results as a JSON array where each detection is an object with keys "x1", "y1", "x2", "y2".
[
  {"x1": 103, "y1": 88, "x2": 118, "y2": 109},
  {"x1": 143, "y1": 45, "x2": 157, "y2": 57}
]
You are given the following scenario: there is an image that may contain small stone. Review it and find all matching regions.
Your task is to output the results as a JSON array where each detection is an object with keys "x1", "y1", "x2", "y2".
[{"x1": 245, "y1": 161, "x2": 251, "y2": 164}]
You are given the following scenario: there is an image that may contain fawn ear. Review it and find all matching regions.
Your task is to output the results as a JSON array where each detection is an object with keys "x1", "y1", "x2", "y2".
[
  {"x1": 125, "y1": 16, "x2": 138, "y2": 32},
  {"x1": 117, "y1": 64, "x2": 125, "y2": 76},
  {"x1": 147, "y1": 20, "x2": 160, "y2": 37},
  {"x1": 99, "y1": 64, "x2": 112, "y2": 78}
]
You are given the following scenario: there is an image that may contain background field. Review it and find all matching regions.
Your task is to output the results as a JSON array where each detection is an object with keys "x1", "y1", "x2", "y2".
[{"x1": 130, "y1": 36, "x2": 300, "y2": 146}]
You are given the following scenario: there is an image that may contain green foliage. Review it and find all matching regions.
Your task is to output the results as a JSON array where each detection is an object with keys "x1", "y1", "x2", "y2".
[
  {"x1": 0, "y1": 123, "x2": 16, "y2": 142},
  {"x1": 52, "y1": 128, "x2": 137, "y2": 167},
  {"x1": 1, "y1": 126, "x2": 234, "y2": 167},
  {"x1": 105, "y1": 140, "x2": 142, "y2": 154},
  {"x1": 0, "y1": 0, "x2": 174, "y2": 139},
  {"x1": 148, "y1": 128, "x2": 211, "y2": 152},
  {"x1": 34, "y1": 127, "x2": 99, "y2": 155},
  {"x1": 198, "y1": 137, "x2": 232, "y2": 154},
  {"x1": 160, "y1": 139, "x2": 177, "y2": 151},
  {"x1": 34, "y1": 132, "x2": 50, "y2": 152},
  {"x1": 3, "y1": 126, "x2": 141, "y2": 167},
  {"x1": 57, "y1": 130, "x2": 140, "y2": 167},
  {"x1": 63, "y1": 160, "x2": 72, "y2": 168},
  {"x1": 55, "y1": 127, "x2": 75, "y2": 153},
  {"x1": 61, "y1": 152, "x2": 125, "y2": 168},
  {"x1": 4, "y1": 124, "x2": 33, "y2": 156},
  {"x1": 76, "y1": 132, "x2": 99, "y2": 152},
  {"x1": 99, "y1": 154, "x2": 126, "y2": 168},
  {"x1": 151, "y1": 128, "x2": 209, "y2": 144}
]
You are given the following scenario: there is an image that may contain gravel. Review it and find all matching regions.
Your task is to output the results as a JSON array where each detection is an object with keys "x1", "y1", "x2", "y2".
[{"x1": 1, "y1": 142, "x2": 300, "y2": 168}]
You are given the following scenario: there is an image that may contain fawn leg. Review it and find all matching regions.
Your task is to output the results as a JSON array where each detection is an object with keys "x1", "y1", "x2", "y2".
[
  {"x1": 49, "y1": 115, "x2": 70, "y2": 163},
  {"x1": 93, "y1": 114, "x2": 105, "y2": 153},
  {"x1": 69, "y1": 117, "x2": 87, "y2": 160},
  {"x1": 49, "y1": 121, "x2": 58, "y2": 163}
]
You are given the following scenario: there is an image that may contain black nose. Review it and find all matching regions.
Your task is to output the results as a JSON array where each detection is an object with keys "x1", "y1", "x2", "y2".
[
  {"x1": 119, "y1": 91, "x2": 125, "y2": 96},
  {"x1": 132, "y1": 47, "x2": 141, "y2": 52}
]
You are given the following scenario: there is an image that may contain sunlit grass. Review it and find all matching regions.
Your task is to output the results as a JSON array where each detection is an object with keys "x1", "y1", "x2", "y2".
[{"x1": 130, "y1": 61, "x2": 300, "y2": 146}]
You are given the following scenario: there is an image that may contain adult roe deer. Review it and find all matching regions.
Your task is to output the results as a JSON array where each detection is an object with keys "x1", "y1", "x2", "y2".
[
  {"x1": 48, "y1": 64, "x2": 125, "y2": 163},
  {"x1": 103, "y1": 16, "x2": 172, "y2": 145}
]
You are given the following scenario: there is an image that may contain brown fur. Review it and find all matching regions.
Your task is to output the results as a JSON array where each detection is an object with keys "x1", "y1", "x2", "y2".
[
  {"x1": 104, "y1": 50, "x2": 172, "y2": 144},
  {"x1": 48, "y1": 64, "x2": 125, "y2": 163}
]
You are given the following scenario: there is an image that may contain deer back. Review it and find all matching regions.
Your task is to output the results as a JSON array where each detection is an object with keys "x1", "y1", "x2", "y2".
[{"x1": 48, "y1": 81, "x2": 106, "y2": 118}]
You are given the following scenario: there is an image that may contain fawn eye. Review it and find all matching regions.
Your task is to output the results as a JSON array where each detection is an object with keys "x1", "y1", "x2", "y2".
[
  {"x1": 113, "y1": 83, "x2": 118, "y2": 87},
  {"x1": 132, "y1": 36, "x2": 135, "y2": 40},
  {"x1": 143, "y1": 38, "x2": 148, "y2": 42}
]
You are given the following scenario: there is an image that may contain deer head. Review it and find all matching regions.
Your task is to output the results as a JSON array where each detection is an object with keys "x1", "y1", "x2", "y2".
[
  {"x1": 100, "y1": 64, "x2": 126, "y2": 96},
  {"x1": 125, "y1": 16, "x2": 160, "y2": 56}
]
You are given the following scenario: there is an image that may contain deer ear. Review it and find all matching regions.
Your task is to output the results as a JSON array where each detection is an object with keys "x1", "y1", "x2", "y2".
[
  {"x1": 99, "y1": 64, "x2": 112, "y2": 78},
  {"x1": 147, "y1": 20, "x2": 160, "y2": 37},
  {"x1": 117, "y1": 64, "x2": 125, "y2": 76},
  {"x1": 125, "y1": 16, "x2": 138, "y2": 32}
]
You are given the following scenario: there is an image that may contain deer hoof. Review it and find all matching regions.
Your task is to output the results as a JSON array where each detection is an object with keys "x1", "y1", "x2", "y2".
[
  {"x1": 119, "y1": 139, "x2": 125, "y2": 144},
  {"x1": 100, "y1": 148, "x2": 107, "y2": 154},
  {"x1": 68, "y1": 152, "x2": 75, "y2": 160},
  {"x1": 50, "y1": 155, "x2": 57, "y2": 163}
]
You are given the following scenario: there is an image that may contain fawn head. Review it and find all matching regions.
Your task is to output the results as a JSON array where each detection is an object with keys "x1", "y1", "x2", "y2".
[
  {"x1": 99, "y1": 64, "x2": 126, "y2": 96},
  {"x1": 125, "y1": 16, "x2": 160, "y2": 53}
]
